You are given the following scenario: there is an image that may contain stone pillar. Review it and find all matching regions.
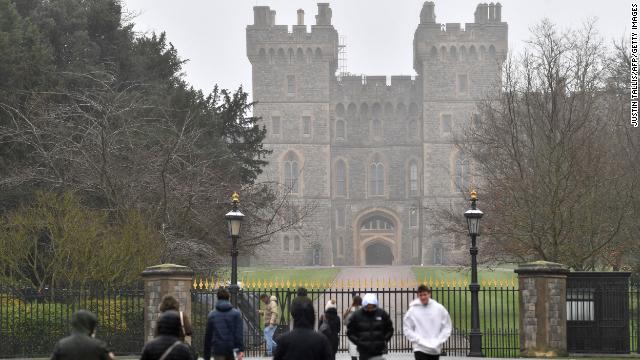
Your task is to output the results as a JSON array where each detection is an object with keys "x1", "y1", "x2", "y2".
[
  {"x1": 515, "y1": 261, "x2": 569, "y2": 357},
  {"x1": 142, "y1": 264, "x2": 194, "y2": 343}
]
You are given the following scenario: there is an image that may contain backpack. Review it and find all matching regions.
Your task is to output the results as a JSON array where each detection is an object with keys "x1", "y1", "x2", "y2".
[{"x1": 319, "y1": 321, "x2": 332, "y2": 338}]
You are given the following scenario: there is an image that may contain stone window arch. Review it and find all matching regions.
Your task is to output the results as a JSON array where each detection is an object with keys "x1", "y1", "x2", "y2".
[
  {"x1": 372, "y1": 102, "x2": 382, "y2": 117},
  {"x1": 268, "y1": 48, "x2": 276, "y2": 64},
  {"x1": 335, "y1": 119, "x2": 346, "y2": 140},
  {"x1": 315, "y1": 47, "x2": 322, "y2": 60},
  {"x1": 449, "y1": 46, "x2": 458, "y2": 61},
  {"x1": 294, "y1": 235, "x2": 301, "y2": 252},
  {"x1": 384, "y1": 102, "x2": 394, "y2": 116},
  {"x1": 360, "y1": 214, "x2": 394, "y2": 231},
  {"x1": 488, "y1": 44, "x2": 496, "y2": 59},
  {"x1": 430, "y1": 46, "x2": 438, "y2": 59},
  {"x1": 455, "y1": 152, "x2": 470, "y2": 191},
  {"x1": 335, "y1": 103, "x2": 345, "y2": 117},
  {"x1": 459, "y1": 46, "x2": 467, "y2": 61},
  {"x1": 283, "y1": 235, "x2": 290, "y2": 252},
  {"x1": 408, "y1": 160, "x2": 419, "y2": 196},
  {"x1": 258, "y1": 48, "x2": 267, "y2": 62},
  {"x1": 440, "y1": 46, "x2": 447, "y2": 61},
  {"x1": 479, "y1": 45, "x2": 487, "y2": 61},
  {"x1": 296, "y1": 48, "x2": 304, "y2": 62},
  {"x1": 306, "y1": 48, "x2": 313, "y2": 63},
  {"x1": 283, "y1": 151, "x2": 301, "y2": 194},
  {"x1": 277, "y1": 48, "x2": 286, "y2": 63},
  {"x1": 368, "y1": 156, "x2": 385, "y2": 196},
  {"x1": 335, "y1": 159, "x2": 347, "y2": 196},
  {"x1": 347, "y1": 102, "x2": 357, "y2": 117},
  {"x1": 469, "y1": 46, "x2": 477, "y2": 61}
]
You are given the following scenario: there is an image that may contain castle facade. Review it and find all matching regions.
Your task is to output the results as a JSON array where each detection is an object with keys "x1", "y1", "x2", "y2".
[{"x1": 246, "y1": 2, "x2": 507, "y2": 266}]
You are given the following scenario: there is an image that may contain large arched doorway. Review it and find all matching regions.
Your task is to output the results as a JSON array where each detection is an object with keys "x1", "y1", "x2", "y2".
[
  {"x1": 365, "y1": 242, "x2": 394, "y2": 265},
  {"x1": 353, "y1": 209, "x2": 401, "y2": 265}
]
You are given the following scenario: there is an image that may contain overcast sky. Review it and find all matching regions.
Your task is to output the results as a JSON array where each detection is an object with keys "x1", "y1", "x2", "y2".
[{"x1": 121, "y1": 0, "x2": 630, "y2": 95}]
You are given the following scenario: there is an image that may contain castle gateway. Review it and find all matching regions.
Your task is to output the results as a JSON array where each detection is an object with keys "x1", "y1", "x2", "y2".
[{"x1": 247, "y1": 2, "x2": 507, "y2": 266}]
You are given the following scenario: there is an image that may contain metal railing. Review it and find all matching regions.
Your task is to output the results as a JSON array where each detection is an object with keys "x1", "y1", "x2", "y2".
[
  {"x1": 0, "y1": 286, "x2": 144, "y2": 358},
  {"x1": 191, "y1": 285, "x2": 519, "y2": 358}
]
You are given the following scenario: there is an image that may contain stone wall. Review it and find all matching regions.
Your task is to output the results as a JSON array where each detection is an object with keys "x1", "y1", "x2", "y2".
[
  {"x1": 141, "y1": 264, "x2": 194, "y2": 343},
  {"x1": 515, "y1": 261, "x2": 569, "y2": 357}
]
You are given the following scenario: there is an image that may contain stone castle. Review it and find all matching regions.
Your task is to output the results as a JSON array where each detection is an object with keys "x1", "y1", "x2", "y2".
[{"x1": 246, "y1": 2, "x2": 507, "y2": 266}]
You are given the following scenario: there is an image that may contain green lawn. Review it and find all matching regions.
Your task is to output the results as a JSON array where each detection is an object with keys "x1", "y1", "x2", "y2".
[
  {"x1": 412, "y1": 266, "x2": 518, "y2": 288},
  {"x1": 239, "y1": 267, "x2": 341, "y2": 289}
]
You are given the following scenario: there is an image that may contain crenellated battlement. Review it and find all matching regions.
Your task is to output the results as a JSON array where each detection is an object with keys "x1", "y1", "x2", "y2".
[
  {"x1": 336, "y1": 75, "x2": 420, "y2": 94},
  {"x1": 246, "y1": 4, "x2": 338, "y2": 63},
  {"x1": 413, "y1": 2, "x2": 508, "y2": 73}
]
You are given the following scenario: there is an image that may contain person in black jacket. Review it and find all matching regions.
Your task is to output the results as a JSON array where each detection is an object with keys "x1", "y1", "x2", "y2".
[
  {"x1": 203, "y1": 287, "x2": 244, "y2": 360},
  {"x1": 319, "y1": 299, "x2": 341, "y2": 360},
  {"x1": 50, "y1": 310, "x2": 114, "y2": 360},
  {"x1": 274, "y1": 294, "x2": 332, "y2": 360},
  {"x1": 140, "y1": 311, "x2": 193, "y2": 360},
  {"x1": 346, "y1": 293, "x2": 393, "y2": 360},
  {"x1": 290, "y1": 287, "x2": 313, "y2": 319}
]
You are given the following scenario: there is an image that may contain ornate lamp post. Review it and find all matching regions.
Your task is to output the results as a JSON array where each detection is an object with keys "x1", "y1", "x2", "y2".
[
  {"x1": 225, "y1": 192, "x2": 244, "y2": 307},
  {"x1": 464, "y1": 190, "x2": 484, "y2": 357}
]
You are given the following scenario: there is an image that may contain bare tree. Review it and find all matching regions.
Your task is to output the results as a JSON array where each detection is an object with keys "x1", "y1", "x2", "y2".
[{"x1": 435, "y1": 20, "x2": 638, "y2": 270}]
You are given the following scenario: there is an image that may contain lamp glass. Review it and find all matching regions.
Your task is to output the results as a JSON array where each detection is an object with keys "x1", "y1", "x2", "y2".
[{"x1": 229, "y1": 218, "x2": 242, "y2": 237}]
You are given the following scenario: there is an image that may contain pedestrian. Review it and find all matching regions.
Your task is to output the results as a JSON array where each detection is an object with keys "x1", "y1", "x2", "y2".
[
  {"x1": 403, "y1": 284, "x2": 452, "y2": 360},
  {"x1": 319, "y1": 299, "x2": 341, "y2": 360},
  {"x1": 343, "y1": 295, "x2": 363, "y2": 360},
  {"x1": 273, "y1": 292, "x2": 332, "y2": 360},
  {"x1": 140, "y1": 310, "x2": 193, "y2": 360},
  {"x1": 203, "y1": 287, "x2": 244, "y2": 360},
  {"x1": 50, "y1": 309, "x2": 115, "y2": 360},
  {"x1": 159, "y1": 295, "x2": 193, "y2": 345},
  {"x1": 346, "y1": 293, "x2": 393, "y2": 360},
  {"x1": 290, "y1": 287, "x2": 313, "y2": 318},
  {"x1": 259, "y1": 293, "x2": 280, "y2": 357}
]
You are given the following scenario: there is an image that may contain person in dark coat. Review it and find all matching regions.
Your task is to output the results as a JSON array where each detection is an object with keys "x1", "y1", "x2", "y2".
[
  {"x1": 273, "y1": 293, "x2": 332, "y2": 360},
  {"x1": 346, "y1": 293, "x2": 393, "y2": 360},
  {"x1": 140, "y1": 311, "x2": 193, "y2": 360},
  {"x1": 50, "y1": 310, "x2": 113, "y2": 360},
  {"x1": 290, "y1": 287, "x2": 313, "y2": 319},
  {"x1": 203, "y1": 287, "x2": 244, "y2": 360},
  {"x1": 319, "y1": 299, "x2": 341, "y2": 360}
]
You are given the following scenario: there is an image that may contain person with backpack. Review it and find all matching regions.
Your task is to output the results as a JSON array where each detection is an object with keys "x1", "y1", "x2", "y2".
[
  {"x1": 203, "y1": 287, "x2": 244, "y2": 360},
  {"x1": 50, "y1": 309, "x2": 114, "y2": 360},
  {"x1": 140, "y1": 310, "x2": 193, "y2": 360},
  {"x1": 319, "y1": 299, "x2": 341, "y2": 360},
  {"x1": 343, "y1": 295, "x2": 363, "y2": 360}
]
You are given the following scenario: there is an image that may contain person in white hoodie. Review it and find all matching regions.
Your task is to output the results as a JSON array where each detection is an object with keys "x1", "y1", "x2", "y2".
[{"x1": 403, "y1": 285, "x2": 452, "y2": 360}]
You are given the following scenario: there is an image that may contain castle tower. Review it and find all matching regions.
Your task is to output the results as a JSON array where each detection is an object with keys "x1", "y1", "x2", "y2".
[
  {"x1": 413, "y1": 2, "x2": 507, "y2": 264},
  {"x1": 246, "y1": 4, "x2": 338, "y2": 265}
]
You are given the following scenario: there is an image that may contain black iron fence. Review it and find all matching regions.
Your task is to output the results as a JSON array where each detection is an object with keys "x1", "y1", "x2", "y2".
[
  {"x1": 630, "y1": 284, "x2": 639, "y2": 354},
  {"x1": 0, "y1": 286, "x2": 144, "y2": 358},
  {"x1": 191, "y1": 285, "x2": 519, "y2": 358}
]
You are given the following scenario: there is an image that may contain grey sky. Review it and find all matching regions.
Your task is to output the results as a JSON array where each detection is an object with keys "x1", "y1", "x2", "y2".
[{"x1": 122, "y1": 0, "x2": 630, "y2": 95}]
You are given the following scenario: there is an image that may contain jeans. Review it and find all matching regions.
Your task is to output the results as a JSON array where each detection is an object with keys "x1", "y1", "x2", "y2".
[{"x1": 263, "y1": 325, "x2": 277, "y2": 355}]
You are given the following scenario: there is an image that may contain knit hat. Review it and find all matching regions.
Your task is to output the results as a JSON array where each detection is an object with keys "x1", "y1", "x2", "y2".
[
  {"x1": 362, "y1": 293, "x2": 378, "y2": 307},
  {"x1": 325, "y1": 299, "x2": 337, "y2": 311}
]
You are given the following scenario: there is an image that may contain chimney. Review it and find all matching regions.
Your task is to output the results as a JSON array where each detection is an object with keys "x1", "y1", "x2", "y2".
[
  {"x1": 253, "y1": 6, "x2": 271, "y2": 27},
  {"x1": 488, "y1": 3, "x2": 495, "y2": 21},
  {"x1": 495, "y1": 2, "x2": 502, "y2": 21},
  {"x1": 297, "y1": 9, "x2": 304, "y2": 25},
  {"x1": 315, "y1": 3, "x2": 332, "y2": 26},
  {"x1": 270, "y1": 10, "x2": 276, "y2": 26},
  {"x1": 420, "y1": 1, "x2": 436, "y2": 24}
]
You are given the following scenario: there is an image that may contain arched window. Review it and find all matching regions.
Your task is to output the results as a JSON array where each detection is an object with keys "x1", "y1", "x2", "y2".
[
  {"x1": 449, "y1": 46, "x2": 458, "y2": 61},
  {"x1": 433, "y1": 243, "x2": 443, "y2": 264},
  {"x1": 455, "y1": 153, "x2": 470, "y2": 191},
  {"x1": 361, "y1": 215, "x2": 394, "y2": 231},
  {"x1": 284, "y1": 152, "x2": 300, "y2": 193},
  {"x1": 294, "y1": 235, "x2": 301, "y2": 251},
  {"x1": 269, "y1": 48, "x2": 276, "y2": 64},
  {"x1": 283, "y1": 235, "x2": 290, "y2": 252},
  {"x1": 369, "y1": 161, "x2": 384, "y2": 196},
  {"x1": 410, "y1": 208, "x2": 418, "y2": 227},
  {"x1": 296, "y1": 48, "x2": 304, "y2": 62},
  {"x1": 409, "y1": 161, "x2": 419, "y2": 196},
  {"x1": 430, "y1": 46, "x2": 438, "y2": 59},
  {"x1": 488, "y1": 45, "x2": 496, "y2": 59},
  {"x1": 335, "y1": 120, "x2": 346, "y2": 140},
  {"x1": 335, "y1": 160, "x2": 346, "y2": 196},
  {"x1": 258, "y1": 48, "x2": 267, "y2": 62}
]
